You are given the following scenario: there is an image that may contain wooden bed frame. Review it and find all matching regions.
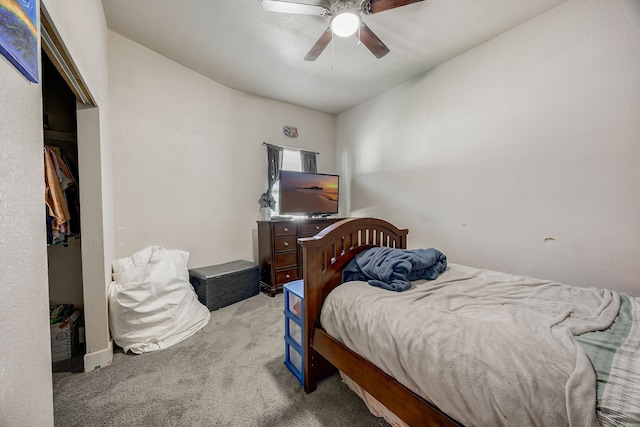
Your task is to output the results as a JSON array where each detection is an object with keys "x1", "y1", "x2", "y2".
[{"x1": 298, "y1": 217, "x2": 461, "y2": 427}]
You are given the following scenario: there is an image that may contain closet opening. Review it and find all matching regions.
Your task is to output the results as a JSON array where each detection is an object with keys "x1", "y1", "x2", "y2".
[
  {"x1": 41, "y1": 4, "x2": 111, "y2": 373},
  {"x1": 43, "y1": 50, "x2": 85, "y2": 371}
]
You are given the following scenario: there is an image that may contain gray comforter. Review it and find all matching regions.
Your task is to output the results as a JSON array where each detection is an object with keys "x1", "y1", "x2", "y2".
[{"x1": 321, "y1": 263, "x2": 620, "y2": 427}]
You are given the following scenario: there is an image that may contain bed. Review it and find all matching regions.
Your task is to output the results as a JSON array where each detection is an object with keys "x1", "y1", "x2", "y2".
[{"x1": 298, "y1": 217, "x2": 639, "y2": 427}]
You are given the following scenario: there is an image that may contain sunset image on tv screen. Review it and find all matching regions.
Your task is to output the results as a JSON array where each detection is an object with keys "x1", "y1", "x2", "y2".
[{"x1": 280, "y1": 172, "x2": 339, "y2": 214}]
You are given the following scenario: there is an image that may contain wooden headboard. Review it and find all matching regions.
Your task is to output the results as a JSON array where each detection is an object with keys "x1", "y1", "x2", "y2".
[{"x1": 298, "y1": 217, "x2": 408, "y2": 390}]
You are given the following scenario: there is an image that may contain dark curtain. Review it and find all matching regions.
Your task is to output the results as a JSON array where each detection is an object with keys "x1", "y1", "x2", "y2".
[
  {"x1": 300, "y1": 150, "x2": 317, "y2": 173},
  {"x1": 266, "y1": 144, "x2": 283, "y2": 208}
]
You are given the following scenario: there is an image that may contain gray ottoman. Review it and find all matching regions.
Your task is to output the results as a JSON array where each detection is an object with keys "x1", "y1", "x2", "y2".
[{"x1": 188, "y1": 260, "x2": 259, "y2": 311}]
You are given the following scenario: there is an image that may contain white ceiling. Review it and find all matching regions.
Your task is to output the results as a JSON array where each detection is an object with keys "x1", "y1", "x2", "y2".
[{"x1": 101, "y1": 0, "x2": 566, "y2": 114}]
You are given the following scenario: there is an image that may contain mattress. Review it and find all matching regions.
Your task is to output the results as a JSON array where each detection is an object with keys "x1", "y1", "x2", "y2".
[{"x1": 320, "y1": 263, "x2": 633, "y2": 427}]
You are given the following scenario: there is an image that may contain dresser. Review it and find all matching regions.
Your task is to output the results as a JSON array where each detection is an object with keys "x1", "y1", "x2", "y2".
[{"x1": 257, "y1": 218, "x2": 342, "y2": 296}]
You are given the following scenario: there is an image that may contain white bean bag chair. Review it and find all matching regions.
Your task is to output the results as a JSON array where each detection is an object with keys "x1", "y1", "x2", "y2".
[{"x1": 108, "y1": 245, "x2": 210, "y2": 354}]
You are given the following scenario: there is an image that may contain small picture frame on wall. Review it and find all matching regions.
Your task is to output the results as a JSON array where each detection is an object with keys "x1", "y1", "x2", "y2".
[
  {"x1": 283, "y1": 125, "x2": 298, "y2": 138},
  {"x1": 0, "y1": 0, "x2": 39, "y2": 83}
]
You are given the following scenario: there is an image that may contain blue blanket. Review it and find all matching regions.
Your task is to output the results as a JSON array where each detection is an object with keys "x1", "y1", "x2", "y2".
[{"x1": 342, "y1": 247, "x2": 447, "y2": 291}]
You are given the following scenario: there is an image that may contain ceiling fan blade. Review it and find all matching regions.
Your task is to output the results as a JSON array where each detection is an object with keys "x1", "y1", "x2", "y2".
[
  {"x1": 357, "y1": 23, "x2": 390, "y2": 59},
  {"x1": 261, "y1": 0, "x2": 329, "y2": 16},
  {"x1": 304, "y1": 27, "x2": 332, "y2": 61},
  {"x1": 367, "y1": 0, "x2": 424, "y2": 14}
]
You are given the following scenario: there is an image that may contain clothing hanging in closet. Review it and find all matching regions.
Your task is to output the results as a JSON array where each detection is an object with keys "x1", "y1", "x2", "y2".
[{"x1": 44, "y1": 145, "x2": 79, "y2": 246}]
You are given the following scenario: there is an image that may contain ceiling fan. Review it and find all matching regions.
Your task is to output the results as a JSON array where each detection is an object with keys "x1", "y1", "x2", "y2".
[{"x1": 261, "y1": 0, "x2": 424, "y2": 61}]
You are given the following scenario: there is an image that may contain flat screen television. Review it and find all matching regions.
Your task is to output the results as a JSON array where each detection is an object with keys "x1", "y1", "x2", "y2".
[{"x1": 278, "y1": 171, "x2": 339, "y2": 217}]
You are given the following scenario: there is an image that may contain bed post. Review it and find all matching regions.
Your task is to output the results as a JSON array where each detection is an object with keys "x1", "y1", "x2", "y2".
[{"x1": 300, "y1": 240, "x2": 335, "y2": 392}]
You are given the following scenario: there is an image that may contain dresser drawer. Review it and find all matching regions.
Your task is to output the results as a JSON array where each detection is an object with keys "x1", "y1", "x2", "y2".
[
  {"x1": 276, "y1": 268, "x2": 300, "y2": 285},
  {"x1": 300, "y1": 221, "x2": 330, "y2": 237},
  {"x1": 273, "y1": 222, "x2": 296, "y2": 236},
  {"x1": 274, "y1": 236, "x2": 297, "y2": 253},
  {"x1": 274, "y1": 252, "x2": 298, "y2": 269}
]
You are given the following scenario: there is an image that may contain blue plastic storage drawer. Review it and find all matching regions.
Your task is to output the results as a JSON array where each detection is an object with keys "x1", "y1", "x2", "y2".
[{"x1": 284, "y1": 280, "x2": 304, "y2": 385}]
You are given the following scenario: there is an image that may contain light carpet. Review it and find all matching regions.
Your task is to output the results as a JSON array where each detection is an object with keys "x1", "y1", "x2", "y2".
[{"x1": 52, "y1": 292, "x2": 389, "y2": 426}]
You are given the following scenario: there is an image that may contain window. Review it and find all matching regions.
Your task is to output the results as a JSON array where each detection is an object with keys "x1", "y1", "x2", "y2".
[{"x1": 281, "y1": 149, "x2": 302, "y2": 171}]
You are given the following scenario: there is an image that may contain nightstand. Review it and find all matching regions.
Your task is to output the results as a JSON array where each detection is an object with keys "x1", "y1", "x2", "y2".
[{"x1": 283, "y1": 279, "x2": 304, "y2": 385}]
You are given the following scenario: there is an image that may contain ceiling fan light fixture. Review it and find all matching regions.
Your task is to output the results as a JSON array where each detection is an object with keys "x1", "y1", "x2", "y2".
[{"x1": 330, "y1": 10, "x2": 361, "y2": 37}]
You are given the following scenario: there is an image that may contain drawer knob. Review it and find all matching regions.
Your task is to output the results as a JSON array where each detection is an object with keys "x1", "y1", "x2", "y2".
[
  {"x1": 315, "y1": 226, "x2": 320, "y2": 230},
  {"x1": 283, "y1": 242, "x2": 289, "y2": 247},
  {"x1": 285, "y1": 274, "x2": 291, "y2": 279}
]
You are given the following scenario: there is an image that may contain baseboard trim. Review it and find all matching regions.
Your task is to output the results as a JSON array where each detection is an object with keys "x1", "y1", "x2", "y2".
[{"x1": 83, "y1": 339, "x2": 113, "y2": 372}]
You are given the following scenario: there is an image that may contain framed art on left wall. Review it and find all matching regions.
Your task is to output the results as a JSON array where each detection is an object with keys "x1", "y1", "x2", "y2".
[{"x1": 0, "y1": 0, "x2": 38, "y2": 83}]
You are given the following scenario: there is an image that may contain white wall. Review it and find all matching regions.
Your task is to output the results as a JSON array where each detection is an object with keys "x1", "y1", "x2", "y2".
[
  {"x1": 0, "y1": 14, "x2": 53, "y2": 426},
  {"x1": 337, "y1": 0, "x2": 640, "y2": 295},
  {"x1": 108, "y1": 31, "x2": 336, "y2": 268}
]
